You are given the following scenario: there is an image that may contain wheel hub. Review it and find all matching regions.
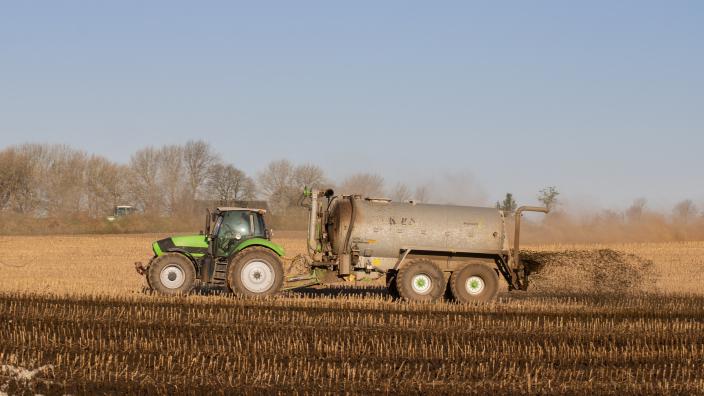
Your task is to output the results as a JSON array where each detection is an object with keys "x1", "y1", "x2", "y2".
[
  {"x1": 411, "y1": 274, "x2": 432, "y2": 295},
  {"x1": 465, "y1": 276, "x2": 485, "y2": 295},
  {"x1": 240, "y1": 260, "x2": 275, "y2": 293},
  {"x1": 160, "y1": 264, "x2": 186, "y2": 289}
]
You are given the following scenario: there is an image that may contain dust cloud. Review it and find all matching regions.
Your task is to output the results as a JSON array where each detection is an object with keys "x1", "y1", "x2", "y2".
[{"x1": 522, "y1": 249, "x2": 655, "y2": 293}]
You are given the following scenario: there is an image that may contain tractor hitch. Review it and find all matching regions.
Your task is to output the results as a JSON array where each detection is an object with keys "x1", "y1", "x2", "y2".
[
  {"x1": 134, "y1": 261, "x2": 148, "y2": 276},
  {"x1": 282, "y1": 269, "x2": 327, "y2": 291}
]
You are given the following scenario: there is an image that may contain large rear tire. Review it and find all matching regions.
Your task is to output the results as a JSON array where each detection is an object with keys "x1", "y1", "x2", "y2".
[
  {"x1": 147, "y1": 253, "x2": 196, "y2": 296},
  {"x1": 396, "y1": 259, "x2": 445, "y2": 302},
  {"x1": 228, "y1": 247, "x2": 284, "y2": 297},
  {"x1": 450, "y1": 263, "x2": 499, "y2": 303}
]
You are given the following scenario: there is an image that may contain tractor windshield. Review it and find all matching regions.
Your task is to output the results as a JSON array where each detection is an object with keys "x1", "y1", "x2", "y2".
[{"x1": 216, "y1": 211, "x2": 251, "y2": 237}]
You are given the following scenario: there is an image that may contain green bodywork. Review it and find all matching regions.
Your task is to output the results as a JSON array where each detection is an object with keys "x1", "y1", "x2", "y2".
[
  {"x1": 152, "y1": 234, "x2": 284, "y2": 259},
  {"x1": 172, "y1": 235, "x2": 209, "y2": 249}
]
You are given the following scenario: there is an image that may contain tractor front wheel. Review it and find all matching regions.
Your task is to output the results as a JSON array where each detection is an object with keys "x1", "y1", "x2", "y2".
[
  {"x1": 228, "y1": 247, "x2": 284, "y2": 297},
  {"x1": 147, "y1": 253, "x2": 196, "y2": 295}
]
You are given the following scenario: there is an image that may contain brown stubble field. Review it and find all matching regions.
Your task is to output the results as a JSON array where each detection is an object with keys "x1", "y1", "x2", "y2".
[
  {"x1": 1, "y1": 233, "x2": 704, "y2": 394},
  {"x1": 1, "y1": 232, "x2": 702, "y2": 295}
]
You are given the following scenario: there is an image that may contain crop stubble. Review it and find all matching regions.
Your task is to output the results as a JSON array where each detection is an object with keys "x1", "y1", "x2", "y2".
[{"x1": 0, "y1": 233, "x2": 703, "y2": 394}]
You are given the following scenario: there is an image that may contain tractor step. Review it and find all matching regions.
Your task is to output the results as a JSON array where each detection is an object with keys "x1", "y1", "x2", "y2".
[{"x1": 210, "y1": 262, "x2": 229, "y2": 286}]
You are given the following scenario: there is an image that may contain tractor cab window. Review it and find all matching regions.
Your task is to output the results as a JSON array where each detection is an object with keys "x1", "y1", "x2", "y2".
[
  {"x1": 213, "y1": 210, "x2": 265, "y2": 256},
  {"x1": 252, "y1": 213, "x2": 266, "y2": 237},
  {"x1": 217, "y1": 211, "x2": 252, "y2": 239}
]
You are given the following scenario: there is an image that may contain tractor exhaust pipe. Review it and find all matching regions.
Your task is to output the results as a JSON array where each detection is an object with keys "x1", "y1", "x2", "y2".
[{"x1": 307, "y1": 189, "x2": 319, "y2": 255}]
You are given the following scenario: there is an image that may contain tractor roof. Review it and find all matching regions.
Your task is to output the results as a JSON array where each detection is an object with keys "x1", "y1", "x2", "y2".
[{"x1": 216, "y1": 207, "x2": 267, "y2": 214}]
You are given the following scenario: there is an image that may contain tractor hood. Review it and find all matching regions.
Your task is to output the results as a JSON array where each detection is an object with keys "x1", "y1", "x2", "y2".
[{"x1": 152, "y1": 234, "x2": 209, "y2": 257}]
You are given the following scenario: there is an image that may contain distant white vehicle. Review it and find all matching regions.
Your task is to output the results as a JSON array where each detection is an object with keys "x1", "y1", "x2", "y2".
[{"x1": 107, "y1": 205, "x2": 136, "y2": 222}]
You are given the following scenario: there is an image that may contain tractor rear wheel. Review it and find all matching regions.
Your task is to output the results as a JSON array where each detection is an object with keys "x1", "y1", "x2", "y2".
[
  {"x1": 450, "y1": 263, "x2": 499, "y2": 303},
  {"x1": 396, "y1": 259, "x2": 445, "y2": 302},
  {"x1": 147, "y1": 253, "x2": 196, "y2": 295},
  {"x1": 228, "y1": 247, "x2": 284, "y2": 297}
]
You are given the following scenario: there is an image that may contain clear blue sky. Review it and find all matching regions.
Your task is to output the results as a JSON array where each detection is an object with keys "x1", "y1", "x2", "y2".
[{"x1": 1, "y1": 1, "x2": 702, "y2": 211}]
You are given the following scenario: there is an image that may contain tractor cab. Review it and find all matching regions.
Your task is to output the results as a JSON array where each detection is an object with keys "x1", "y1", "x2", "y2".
[
  {"x1": 208, "y1": 207, "x2": 270, "y2": 257},
  {"x1": 107, "y1": 205, "x2": 136, "y2": 222}
]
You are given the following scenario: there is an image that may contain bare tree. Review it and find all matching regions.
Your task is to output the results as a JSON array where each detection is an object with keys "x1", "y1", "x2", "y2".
[
  {"x1": 257, "y1": 159, "x2": 298, "y2": 213},
  {"x1": 128, "y1": 147, "x2": 162, "y2": 214},
  {"x1": 183, "y1": 140, "x2": 219, "y2": 201},
  {"x1": 13, "y1": 144, "x2": 50, "y2": 214},
  {"x1": 294, "y1": 164, "x2": 327, "y2": 190},
  {"x1": 257, "y1": 160, "x2": 329, "y2": 213},
  {"x1": 1, "y1": 144, "x2": 93, "y2": 216},
  {"x1": 158, "y1": 145, "x2": 187, "y2": 215},
  {"x1": 41, "y1": 145, "x2": 87, "y2": 215},
  {"x1": 414, "y1": 185, "x2": 430, "y2": 203},
  {"x1": 207, "y1": 163, "x2": 255, "y2": 203},
  {"x1": 339, "y1": 173, "x2": 385, "y2": 197},
  {"x1": 673, "y1": 199, "x2": 698, "y2": 224},
  {"x1": 0, "y1": 148, "x2": 33, "y2": 212},
  {"x1": 625, "y1": 198, "x2": 647, "y2": 222},
  {"x1": 0, "y1": 150, "x2": 14, "y2": 210},
  {"x1": 390, "y1": 182, "x2": 411, "y2": 202},
  {"x1": 84, "y1": 155, "x2": 126, "y2": 218}
]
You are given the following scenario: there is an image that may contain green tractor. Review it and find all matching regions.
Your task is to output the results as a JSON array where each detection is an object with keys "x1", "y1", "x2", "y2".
[{"x1": 135, "y1": 207, "x2": 286, "y2": 296}]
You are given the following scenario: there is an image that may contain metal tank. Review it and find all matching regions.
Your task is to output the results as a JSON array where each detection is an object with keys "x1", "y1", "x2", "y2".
[
  {"x1": 325, "y1": 197, "x2": 508, "y2": 259},
  {"x1": 301, "y1": 189, "x2": 549, "y2": 295}
]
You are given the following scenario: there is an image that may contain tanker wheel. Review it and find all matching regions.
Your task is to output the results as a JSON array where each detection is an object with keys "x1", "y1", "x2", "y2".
[
  {"x1": 228, "y1": 247, "x2": 284, "y2": 297},
  {"x1": 450, "y1": 263, "x2": 499, "y2": 303},
  {"x1": 386, "y1": 272, "x2": 400, "y2": 300},
  {"x1": 146, "y1": 253, "x2": 196, "y2": 296},
  {"x1": 396, "y1": 260, "x2": 445, "y2": 302}
]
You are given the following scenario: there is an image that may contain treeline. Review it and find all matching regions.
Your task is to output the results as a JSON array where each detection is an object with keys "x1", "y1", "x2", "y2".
[
  {"x1": 0, "y1": 141, "x2": 249, "y2": 219},
  {"x1": 0, "y1": 142, "x2": 407, "y2": 217},
  {"x1": 0, "y1": 142, "x2": 422, "y2": 233},
  {"x1": 2, "y1": 142, "x2": 704, "y2": 242}
]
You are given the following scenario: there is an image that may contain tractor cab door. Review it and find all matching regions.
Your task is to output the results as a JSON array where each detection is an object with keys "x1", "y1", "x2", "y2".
[{"x1": 213, "y1": 211, "x2": 255, "y2": 257}]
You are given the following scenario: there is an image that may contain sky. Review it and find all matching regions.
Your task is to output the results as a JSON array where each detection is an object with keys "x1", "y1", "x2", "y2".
[{"x1": 1, "y1": 1, "x2": 702, "y2": 212}]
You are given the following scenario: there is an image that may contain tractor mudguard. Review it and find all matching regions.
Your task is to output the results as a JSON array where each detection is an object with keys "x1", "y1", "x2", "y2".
[{"x1": 234, "y1": 237, "x2": 285, "y2": 257}]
